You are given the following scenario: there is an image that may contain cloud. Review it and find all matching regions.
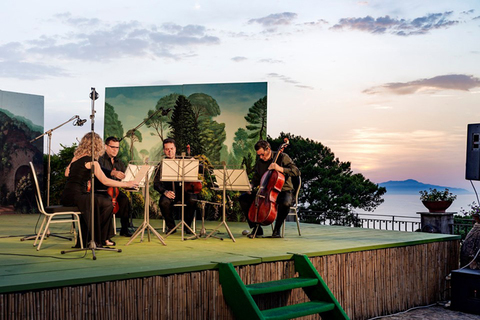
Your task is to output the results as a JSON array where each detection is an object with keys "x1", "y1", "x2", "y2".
[
  {"x1": 267, "y1": 73, "x2": 313, "y2": 90},
  {"x1": 363, "y1": 74, "x2": 480, "y2": 95},
  {"x1": 231, "y1": 56, "x2": 247, "y2": 62},
  {"x1": 302, "y1": 19, "x2": 329, "y2": 27},
  {"x1": 331, "y1": 11, "x2": 458, "y2": 36},
  {"x1": 0, "y1": 13, "x2": 220, "y2": 68},
  {"x1": 248, "y1": 12, "x2": 298, "y2": 27},
  {"x1": 259, "y1": 58, "x2": 283, "y2": 64}
]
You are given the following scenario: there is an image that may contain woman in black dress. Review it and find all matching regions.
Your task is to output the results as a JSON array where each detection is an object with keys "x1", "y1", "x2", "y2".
[{"x1": 62, "y1": 132, "x2": 137, "y2": 247}]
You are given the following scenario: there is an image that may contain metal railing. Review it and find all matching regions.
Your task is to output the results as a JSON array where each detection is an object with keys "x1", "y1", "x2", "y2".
[
  {"x1": 354, "y1": 213, "x2": 421, "y2": 232},
  {"x1": 297, "y1": 210, "x2": 474, "y2": 234}
]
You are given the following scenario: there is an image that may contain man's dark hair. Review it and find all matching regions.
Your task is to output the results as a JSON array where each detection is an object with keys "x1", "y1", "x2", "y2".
[
  {"x1": 254, "y1": 140, "x2": 270, "y2": 151},
  {"x1": 105, "y1": 136, "x2": 119, "y2": 145},
  {"x1": 163, "y1": 138, "x2": 176, "y2": 147}
]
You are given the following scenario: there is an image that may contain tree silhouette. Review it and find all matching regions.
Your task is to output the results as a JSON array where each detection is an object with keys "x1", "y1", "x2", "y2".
[
  {"x1": 244, "y1": 96, "x2": 267, "y2": 140},
  {"x1": 269, "y1": 133, "x2": 386, "y2": 225},
  {"x1": 169, "y1": 95, "x2": 203, "y2": 155}
]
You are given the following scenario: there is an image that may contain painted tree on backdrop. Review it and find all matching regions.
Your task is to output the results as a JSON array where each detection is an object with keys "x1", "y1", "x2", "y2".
[
  {"x1": 104, "y1": 103, "x2": 130, "y2": 164},
  {"x1": 169, "y1": 95, "x2": 203, "y2": 155},
  {"x1": 188, "y1": 93, "x2": 225, "y2": 164},
  {"x1": 245, "y1": 96, "x2": 267, "y2": 140},
  {"x1": 268, "y1": 133, "x2": 386, "y2": 225},
  {"x1": 145, "y1": 93, "x2": 178, "y2": 143}
]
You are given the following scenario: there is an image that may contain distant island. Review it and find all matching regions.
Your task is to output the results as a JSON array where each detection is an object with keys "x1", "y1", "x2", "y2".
[{"x1": 378, "y1": 179, "x2": 471, "y2": 195}]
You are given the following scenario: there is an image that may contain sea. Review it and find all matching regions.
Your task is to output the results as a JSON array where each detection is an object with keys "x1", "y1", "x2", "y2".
[{"x1": 354, "y1": 193, "x2": 479, "y2": 219}]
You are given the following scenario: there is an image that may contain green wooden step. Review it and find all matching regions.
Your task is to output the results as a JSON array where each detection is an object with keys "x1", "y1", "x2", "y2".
[
  {"x1": 262, "y1": 301, "x2": 336, "y2": 320},
  {"x1": 247, "y1": 277, "x2": 319, "y2": 295}
]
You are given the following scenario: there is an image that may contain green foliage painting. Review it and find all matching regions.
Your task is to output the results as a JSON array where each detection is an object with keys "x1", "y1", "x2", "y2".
[{"x1": 104, "y1": 83, "x2": 267, "y2": 165}]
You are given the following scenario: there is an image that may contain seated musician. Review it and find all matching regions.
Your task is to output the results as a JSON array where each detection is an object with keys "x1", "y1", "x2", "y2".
[
  {"x1": 96, "y1": 136, "x2": 132, "y2": 237},
  {"x1": 239, "y1": 140, "x2": 300, "y2": 238},
  {"x1": 153, "y1": 138, "x2": 198, "y2": 234},
  {"x1": 63, "y1": 132, "x2": 137, "y2": 247}
]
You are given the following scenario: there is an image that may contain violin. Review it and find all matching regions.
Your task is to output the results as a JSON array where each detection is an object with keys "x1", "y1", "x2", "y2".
[
  {"x1": 248, "y1": 138, "x2": 290, "y2": 226},
  {"x1": 184, "y1": 144, "x2": 202, "y2": 194},
  {"x1": 108, "y1": 187, "x2": 120, "y2": 214}
]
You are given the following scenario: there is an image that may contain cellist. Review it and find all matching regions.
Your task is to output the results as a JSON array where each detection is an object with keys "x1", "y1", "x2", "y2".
[{"x1": 239, "y1": 140, "x2": 300, "y2": 238}]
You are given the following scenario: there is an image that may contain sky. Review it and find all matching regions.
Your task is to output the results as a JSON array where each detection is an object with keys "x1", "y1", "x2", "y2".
[{"x1": 0, "y1": 0, "x2": 479, "y2": 190}]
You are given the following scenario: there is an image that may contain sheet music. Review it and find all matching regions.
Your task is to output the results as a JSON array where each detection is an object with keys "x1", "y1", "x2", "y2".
[
  {"x1": 161, "y1": 158, "x2": 200, "y2": 182},
  {"x1": 212, "y1": 169, "x2": 251, "y2": 191},
  {"x1": 122, "y1": 164, "x2": 155, "y2": 187}
]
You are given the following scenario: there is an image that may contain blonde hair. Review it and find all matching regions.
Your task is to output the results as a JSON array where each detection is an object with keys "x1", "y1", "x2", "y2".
[{"x1": 74, "y1": 132, "x2": 105, "y2": 160}]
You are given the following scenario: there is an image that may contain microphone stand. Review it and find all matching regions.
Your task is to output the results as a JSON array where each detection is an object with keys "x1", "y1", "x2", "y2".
[
  {"x1": 30, "y1": 115, "x2": 84, "y2": 207},
  {"x1": 62, "y1": 88, "x2": 121, "y2": 260},
  {"x1": 21, "y1": 115, "x2": 84, "y2": 242}
]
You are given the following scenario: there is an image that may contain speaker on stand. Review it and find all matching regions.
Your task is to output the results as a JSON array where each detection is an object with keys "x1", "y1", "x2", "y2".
[{"x1": 465, "y1": 123, "x2": 480, "y2": 181}]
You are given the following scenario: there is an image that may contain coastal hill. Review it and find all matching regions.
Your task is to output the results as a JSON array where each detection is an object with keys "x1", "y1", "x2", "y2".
[{"x1": 378, "y1": 179, "x2": 471, "y2": 195}]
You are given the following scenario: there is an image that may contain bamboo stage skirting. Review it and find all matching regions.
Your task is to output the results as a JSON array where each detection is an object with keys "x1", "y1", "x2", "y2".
[{"x1": 0, "y1": 239, "x2": 459, "y2": 320}]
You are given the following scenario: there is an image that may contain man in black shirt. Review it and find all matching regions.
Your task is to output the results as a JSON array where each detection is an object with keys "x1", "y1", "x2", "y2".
[
  {"x1": 153, "y1": 138, "x2": 198, "y2": 234},
  {"x1": 239, "y1": 140, "x2": 300, "y2": 238},
  {"x1": 97, "y1": 136, "x2": 132, "y2": 237}
]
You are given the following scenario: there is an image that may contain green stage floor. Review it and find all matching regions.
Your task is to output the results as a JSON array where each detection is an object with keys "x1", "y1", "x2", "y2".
[{"x1": 0, "y1": 214, "x2": 460, "y2": 294}]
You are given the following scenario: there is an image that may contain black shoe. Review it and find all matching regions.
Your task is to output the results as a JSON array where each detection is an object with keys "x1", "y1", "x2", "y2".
[
  {"x1": 271, "y1": 230, "x2": 282, "y2": 238},
  {"x1": 247, "y1": 227, "x2": 263, "y2": 238},
  {"x1": 120, "y1": 229, "x2": 132, "y2": 237},
  {"x1": 184, "y1": 228, "x2": 194, "y2": 235}
]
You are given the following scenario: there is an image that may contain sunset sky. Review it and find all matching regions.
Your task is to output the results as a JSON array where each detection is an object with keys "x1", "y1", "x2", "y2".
[{"x1": 0, "y1": 0, "x2": 479, "y2": 190}]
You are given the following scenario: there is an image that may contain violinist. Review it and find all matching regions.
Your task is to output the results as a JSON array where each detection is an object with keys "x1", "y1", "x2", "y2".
[
  {"x1": 97, "y1": 136, "x2": 132, "y2": 237},
  {"x1": 153, "y1": 138, "x2": 198, "y2": 234},
  {"x1": 239, "y1": 140, "x2": 300, "y2": 238},
  {"x1": 63, "y1": 133, "x2": 138, "y2": 247}
]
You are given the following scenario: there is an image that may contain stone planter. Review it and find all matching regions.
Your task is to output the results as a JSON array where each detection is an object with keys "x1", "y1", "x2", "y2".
[{"x1": 422, "y1": 200, "x2": 453, "y2": 213}]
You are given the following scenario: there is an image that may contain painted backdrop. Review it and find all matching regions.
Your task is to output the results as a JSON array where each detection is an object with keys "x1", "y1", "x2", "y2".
[
  {"x1": 0, "y1": 90, "x2": 44, "y2": 209},
  {"x1": 104, "y1": 82, "x2": 267, "y2": 166}
]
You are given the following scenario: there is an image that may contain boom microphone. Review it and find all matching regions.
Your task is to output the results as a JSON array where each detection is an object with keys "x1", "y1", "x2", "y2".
[{"x1": 74, "y1": 118, "x2": 87, "y2": 126}]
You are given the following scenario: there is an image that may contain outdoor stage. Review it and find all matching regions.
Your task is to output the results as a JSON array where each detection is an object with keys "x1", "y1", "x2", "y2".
[{"x1": 0, "y1": 213, "x2": 460, "y2": 320}]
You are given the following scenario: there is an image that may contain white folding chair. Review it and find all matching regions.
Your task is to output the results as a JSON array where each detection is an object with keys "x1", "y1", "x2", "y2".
[
  {"x1": 282, "y1": 176, "x2": 302, "y2": 237},
  {"x1": 29, "y1": 162, "x2": 83, "y2": 251}
]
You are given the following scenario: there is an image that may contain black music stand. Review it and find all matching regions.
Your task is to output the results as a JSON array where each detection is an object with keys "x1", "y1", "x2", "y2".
[
  {"x1": 209, "y1": 164, "x2": 251, "y2": 242},
  {"x1": 161, "y1": 156, "x2": 200, "y2": 241},
  {"x1": 124, "y1": 162, "x2": 165, "y2": 246}
]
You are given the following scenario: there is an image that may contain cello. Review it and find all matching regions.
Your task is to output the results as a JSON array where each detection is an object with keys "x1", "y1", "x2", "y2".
[{"x1": 248, "y1": 138, "x2": 289, "y2": 226}]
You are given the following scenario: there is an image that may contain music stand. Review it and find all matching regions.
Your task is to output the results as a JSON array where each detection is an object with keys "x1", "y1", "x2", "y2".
[
  {"x1": 125, "y1": 162, "x2": 166, "y2": 246},
  {"x1": 208, "y1": 164, "x2": 251, "y2": 242},
  {"x1": 161, "y1": 157, "x2": 201, "y2": 241}
]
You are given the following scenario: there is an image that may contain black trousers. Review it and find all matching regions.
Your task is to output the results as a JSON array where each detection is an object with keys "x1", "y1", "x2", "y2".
[
  {"x1": 159, "y1": 192, "x2": 197, "y2": 230},
  {"x1": 115, "y1": 191, "x2": 131, "y2": 231},
  {"x1": 69, "y1": 193, "x2": 114, "y2": 247},
  {"x1": 239, "y1": 191, "x2": 293, "y2": 233}
]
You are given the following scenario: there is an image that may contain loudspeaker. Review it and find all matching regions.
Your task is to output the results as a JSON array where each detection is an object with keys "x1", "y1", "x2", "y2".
[
  {"x1": 451, "y1": 268, "x2": 480, "y2": 315},
  {"x1": 466, "y1": 123, "x2": 480, "y2": 180}
]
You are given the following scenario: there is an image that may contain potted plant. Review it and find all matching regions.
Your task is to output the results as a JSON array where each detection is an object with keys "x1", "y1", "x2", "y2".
[{"x1": 419, "y1": 188, "x2": 457, "y2": 213}]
